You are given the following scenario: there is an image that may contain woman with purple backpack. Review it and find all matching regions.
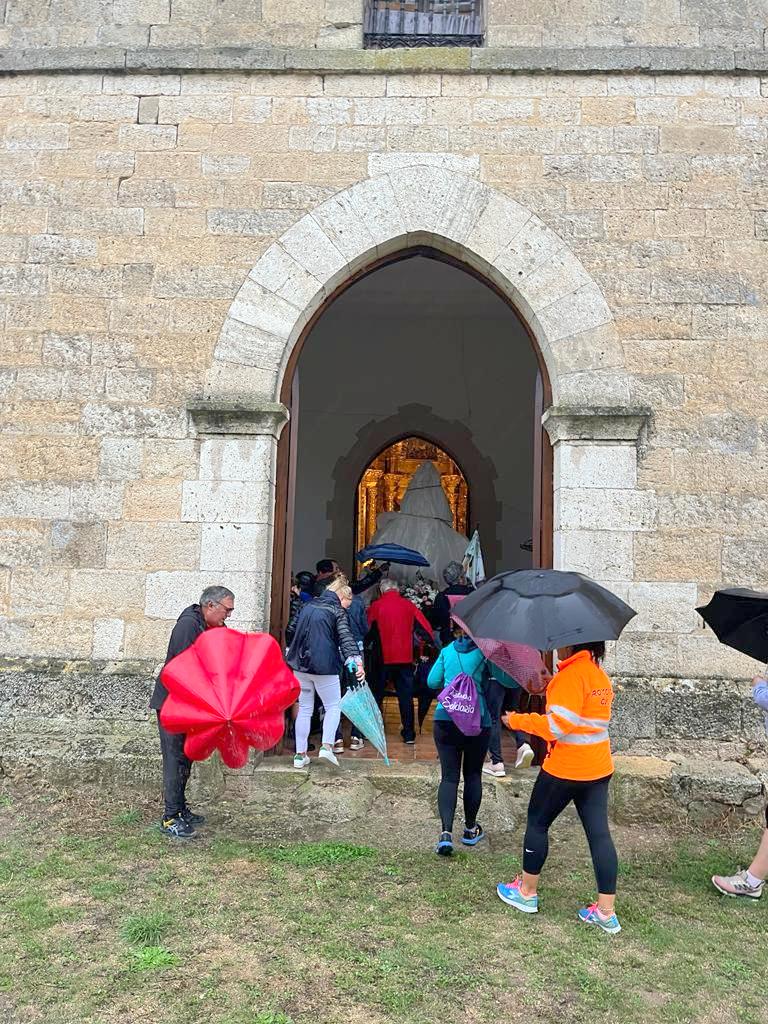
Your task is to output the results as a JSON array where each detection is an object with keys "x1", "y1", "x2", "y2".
[{"x1": 427, "y1": 627, "x2": 493, "y2": 856}]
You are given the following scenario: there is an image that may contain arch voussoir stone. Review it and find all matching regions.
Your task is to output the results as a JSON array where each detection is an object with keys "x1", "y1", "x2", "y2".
[{"x1": 209, "y1": 162, "x2": 631, "y2": 408}]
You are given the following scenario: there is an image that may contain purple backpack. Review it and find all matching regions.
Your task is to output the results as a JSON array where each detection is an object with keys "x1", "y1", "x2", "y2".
[{"x1": 438, "y1": 658, "x2": 482, "y2": 736}]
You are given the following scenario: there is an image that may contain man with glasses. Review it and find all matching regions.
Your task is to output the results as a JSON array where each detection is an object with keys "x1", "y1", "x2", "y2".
[{"x1": 150, "y1": 585, "x2": 235, "y2": 838}]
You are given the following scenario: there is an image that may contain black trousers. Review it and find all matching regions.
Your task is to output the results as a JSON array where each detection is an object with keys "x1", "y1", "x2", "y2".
[
  {"x1": 157, "y1": 712, "x2": 192, "y2": 820},
  {"x1": 523, "y1": 769, "x2": 618, "y2": 894},
  {"x1": 433, "y1": 719, "x2": 491, "y2": 832},
  {"x1": 375, "y1": 663, "x2": 416, "y2": 741}
]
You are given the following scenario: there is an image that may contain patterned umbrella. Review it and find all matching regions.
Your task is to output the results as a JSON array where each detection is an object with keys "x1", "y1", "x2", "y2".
[{"x1": 160, "y1": 628, "x2": 300, "y2": 769}]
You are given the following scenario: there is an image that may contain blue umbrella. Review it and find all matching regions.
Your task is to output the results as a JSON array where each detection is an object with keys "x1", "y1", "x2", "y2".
[
  {"x1": 356, "y1": 542, "x2": 429, "y2": 567},
  {"x1": 340, "y1": 682, "x2": 390, "y2": 764}
]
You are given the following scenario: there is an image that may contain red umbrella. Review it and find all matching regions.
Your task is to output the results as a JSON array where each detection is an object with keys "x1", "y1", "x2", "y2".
[{"x1": 159, "y1": 627, "x2": 300, "y2": 769}]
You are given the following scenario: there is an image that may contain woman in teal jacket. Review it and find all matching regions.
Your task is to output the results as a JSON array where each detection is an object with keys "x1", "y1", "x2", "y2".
[{"x1": 428, "y1": 631, "x2": 492, "y2": 856}]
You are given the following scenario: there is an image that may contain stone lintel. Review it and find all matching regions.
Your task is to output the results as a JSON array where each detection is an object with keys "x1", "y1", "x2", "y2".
[
  {"x1": 1, "y1": 45, "x2": 766, "y2": 76},
  {"x1": 188, "y1": 401, "x2": 289, "y2": 440},
  {"x1": 543, "y1": 406, "x2": 650, "y2": 445}
]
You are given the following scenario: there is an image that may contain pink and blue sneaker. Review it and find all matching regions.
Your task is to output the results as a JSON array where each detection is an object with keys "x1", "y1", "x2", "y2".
[
  {"x1": 496, "y1": 876, "x2": 538, "y2": 914},
  {"x1": 578, "y1": 903, "x2": 621, "y2": 934}
]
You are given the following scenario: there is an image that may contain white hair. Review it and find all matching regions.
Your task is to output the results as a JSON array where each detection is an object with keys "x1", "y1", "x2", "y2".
[{"x1": 380, "y1": 579, "x2": 399, "y2": 593}]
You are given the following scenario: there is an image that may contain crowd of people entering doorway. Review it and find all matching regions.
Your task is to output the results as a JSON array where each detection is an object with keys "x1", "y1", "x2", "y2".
[
  {"x1": 153, "y1": 578, "x2": 768, "y2": 938},
  {"x1": 284, "y1": 558, "x2": 533, "y2": 776}
]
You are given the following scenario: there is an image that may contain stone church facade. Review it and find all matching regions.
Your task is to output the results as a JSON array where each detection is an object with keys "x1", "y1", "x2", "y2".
[{"x1": 2, "y1": 1, "x2": 768, "y2": 782}]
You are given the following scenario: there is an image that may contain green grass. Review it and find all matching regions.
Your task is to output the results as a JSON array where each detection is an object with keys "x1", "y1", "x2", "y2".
[
  {"x1": 120, "y1": 910, "x2": 172, "y2": 946},
  {"x1": 1, "y1": 798, "x2": 766, "y2": 1024},
  {"x1": 129, "y1": 946, "x2": 180, "y2": 971}
]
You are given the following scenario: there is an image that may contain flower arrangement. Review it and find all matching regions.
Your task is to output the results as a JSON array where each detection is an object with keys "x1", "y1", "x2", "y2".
[{"x1": 401, "y1": 571, "x2": 437, "y2": 611}]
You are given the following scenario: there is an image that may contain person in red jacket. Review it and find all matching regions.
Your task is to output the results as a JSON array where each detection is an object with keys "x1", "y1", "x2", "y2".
[{"x1": 367, "y1": 579, "x2": 435, "y2": 744}]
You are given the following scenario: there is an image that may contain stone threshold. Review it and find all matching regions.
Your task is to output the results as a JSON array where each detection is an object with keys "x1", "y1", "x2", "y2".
[{"x1": 2, "y1": 45, "x2": 768, "y2": 76}]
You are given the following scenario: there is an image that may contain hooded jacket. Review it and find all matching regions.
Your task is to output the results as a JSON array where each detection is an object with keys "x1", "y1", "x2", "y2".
[
  {"x1": 286, "y1": 589, "x2": 359, "y2": 676},
  {"x1": 427, "y1": 636, "x2": 492, "y2": 728},
  {"x1": 150, "y1": 604, "x2": 206, "y2": 710}
]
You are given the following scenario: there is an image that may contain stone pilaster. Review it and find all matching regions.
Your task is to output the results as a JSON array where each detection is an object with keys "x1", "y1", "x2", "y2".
[
  {"x1": 544, "y1": 406, "x2": 651, "y2": 586},
  {"x1": 144, "y1": 401, "x2": 288, "y2": 632}
]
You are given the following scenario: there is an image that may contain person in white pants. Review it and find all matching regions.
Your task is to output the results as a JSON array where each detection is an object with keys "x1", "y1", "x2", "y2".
[{"x1": 285, "y1": 576, "x2": 364, "y2": 768}]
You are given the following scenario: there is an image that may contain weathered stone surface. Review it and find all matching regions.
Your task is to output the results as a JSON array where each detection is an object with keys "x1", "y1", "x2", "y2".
[
  {"x1": 105, "y1": 521, "x2": 200, "y2": 570},
  {"x1": 50, "y1": 520, "x2": 107, "y2": 568}
]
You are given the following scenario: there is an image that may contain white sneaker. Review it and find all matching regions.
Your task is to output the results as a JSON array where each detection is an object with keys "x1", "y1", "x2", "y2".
[
  {"x1": 514, "y1": 743, "x2": 535, "y2": 769},
  {"x1": 349, "y1": 737, "x2": 364, "y2": 751},
  {"x1": 483, "y1": 762, "x2": 506, "y2": 778},
  {"x1": 318, "y1": 746, "x2": 340, "y2": 767},
  {"x1": 333, "y1": 739, "x2": 344, "y2": 754},
  {"x1": 293, "y1": 753, "x2": 310, "y2": 770}
]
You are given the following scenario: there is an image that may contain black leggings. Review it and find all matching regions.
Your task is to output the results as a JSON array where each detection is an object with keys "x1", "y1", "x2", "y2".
[
  {"x1": 523, "y1": 769, "x2": 618, "y2": 894},
  {"x1": 433, "y1": 719, "x2": 491, "y2": 832}
]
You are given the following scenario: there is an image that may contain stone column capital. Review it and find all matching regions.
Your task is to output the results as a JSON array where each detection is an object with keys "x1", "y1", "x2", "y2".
[
  {"x1": 542, "y1": 406, "x2": 650, "y2": 445},
  {"x1": 187, "y1": 401, "x2": 289, "y2": 440}
]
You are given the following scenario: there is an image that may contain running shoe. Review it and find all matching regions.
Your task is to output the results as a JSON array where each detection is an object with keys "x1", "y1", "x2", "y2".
[
  {"x1": 462, "y1": 824, "x2": 485, "y2": 846},
  {"x1": 578, "y1": 903, "x2": 621, "y2": 934},
  {"x1": 181, "y1": 806, "x2": 206, "y2": 826},
  {"x1": 496, "y1": 876, "x2": 538, "y2": 913},
  {"x1": 159, "y1": 815, "x2": 196, "y2": 839},
  {"x1": 514, "y1": 743, "x2": 535, "y2": 769},
  {"x1": 483, "y1": 761, "x2": 506, "y2": 778},
  {"x1": 712, "y1": 869, "x2": 764, "y2": 900},
  {"x1": 349, "y1": 737, "x2": 364, "y2": 751},
  {"x1": 435, "y1": 831, "x2": 453, "y2": 856},
  {"x1": 333, "y1": 739, "x2": 344, "y2": 754},
  {"x1": 293, "y1": 753, "x2": 310, "y2": 770}
]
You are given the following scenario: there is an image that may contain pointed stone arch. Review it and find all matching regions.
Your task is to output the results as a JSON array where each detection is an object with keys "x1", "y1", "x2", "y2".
[
  {"x1": 186, "y1": 163, "x2": 650, "y2": 639},
  {"x1": 204, "y1": 164, "x2": 629, "y2": 408}
]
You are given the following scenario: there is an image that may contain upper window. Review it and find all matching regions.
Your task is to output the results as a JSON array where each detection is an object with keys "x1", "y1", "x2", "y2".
[{"x1": 363, "y1": 0, "x2": 484, "y2": 49}]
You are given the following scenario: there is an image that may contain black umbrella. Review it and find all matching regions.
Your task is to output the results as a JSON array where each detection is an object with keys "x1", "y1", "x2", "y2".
[
  {"x1": 696, "y1": 588, "x2": 768, "y2": 664},
  {"x1": 452, "y1": 569, "x2": 636, "y2": 651}
]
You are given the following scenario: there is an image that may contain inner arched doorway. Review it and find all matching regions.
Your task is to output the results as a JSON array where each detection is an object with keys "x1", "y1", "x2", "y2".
[
  {"x1": 356, "y1": 436, "x2": 469, "y2": 552},
  {"x1": 272, "y1": 247, "x2": 553, "y2": 640}
]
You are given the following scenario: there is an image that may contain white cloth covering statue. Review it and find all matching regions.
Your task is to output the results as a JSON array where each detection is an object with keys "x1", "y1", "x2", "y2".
[{"x1": 369, "y1": 461, "x2": 468, "y2": 586}]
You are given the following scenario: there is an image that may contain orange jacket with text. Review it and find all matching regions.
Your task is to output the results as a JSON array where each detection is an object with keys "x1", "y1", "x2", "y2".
[{"x1": 504, "y1": 649, "x2": 614, "y2": 782}]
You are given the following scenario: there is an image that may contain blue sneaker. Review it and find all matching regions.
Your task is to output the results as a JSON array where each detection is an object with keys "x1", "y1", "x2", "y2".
[
  {"x1": 462, "y1": 824, "x2": 485, "y2": 846},
  {"x1": 496, "y1": 876, "x2": 538, "y2": 914},
  {"x1": 578, "y1": 903, "x2": 621, "y2": 934},
  {"x1": 435, "y1": 831, "x2": 453, "y2": 856}
]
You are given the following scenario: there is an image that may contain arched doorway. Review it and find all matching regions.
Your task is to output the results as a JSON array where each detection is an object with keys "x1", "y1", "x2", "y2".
[
  {"x1": 276, "y1": 247, "x2": 551, "y2": 636},
  {"x1": 356, "y1": 436, "x2": 469, "y2": 552}
]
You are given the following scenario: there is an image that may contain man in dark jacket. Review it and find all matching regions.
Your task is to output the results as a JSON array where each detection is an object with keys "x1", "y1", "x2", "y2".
[{"x1": 150, "y1": 585, "x2": 235, "y2": 838}]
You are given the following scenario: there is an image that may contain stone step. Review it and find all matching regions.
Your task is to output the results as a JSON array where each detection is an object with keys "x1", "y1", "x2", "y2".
[{"x1": 3, "y1": 748, "x2": 765, "y2": 838}]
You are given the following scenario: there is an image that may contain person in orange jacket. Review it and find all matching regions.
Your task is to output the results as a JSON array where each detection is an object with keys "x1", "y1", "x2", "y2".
[{"x1": 495, "y1": 641, "x2": 621, "y2": 934}]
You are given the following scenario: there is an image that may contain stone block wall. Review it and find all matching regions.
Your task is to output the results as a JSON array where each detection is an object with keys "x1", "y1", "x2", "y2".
[
  {"x1": 3, "y1": 67, "x2": 768, "y2": 675},
  {"x1": 1, "y1": 0, "x2": 365, "y2": 51},
  {"x1": 1, "y1": 1, "x2": 765, "y2": 52},
  {"x1": 2, "y1": 60, "x2": 768, "y2": 773}
]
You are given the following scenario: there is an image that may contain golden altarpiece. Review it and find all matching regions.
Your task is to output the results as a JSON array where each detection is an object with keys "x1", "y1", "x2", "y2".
[{"x1": 356, "y1": 438, "x2": 469, "y2": 552}]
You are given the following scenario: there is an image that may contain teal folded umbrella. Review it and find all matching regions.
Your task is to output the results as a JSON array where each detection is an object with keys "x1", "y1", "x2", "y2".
[{"x1": 340, "y1": 681, "x2": 390, "y2": 765}]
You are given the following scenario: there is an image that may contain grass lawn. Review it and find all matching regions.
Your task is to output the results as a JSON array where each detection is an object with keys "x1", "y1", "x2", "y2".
[{"x1": 0, "y1": 790, "x2": 765, "y2": 1024}]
